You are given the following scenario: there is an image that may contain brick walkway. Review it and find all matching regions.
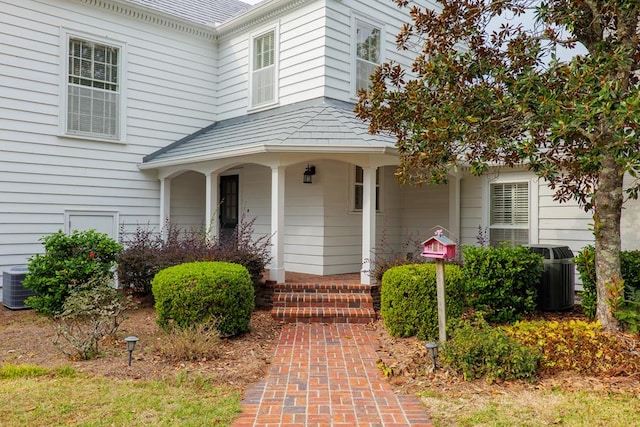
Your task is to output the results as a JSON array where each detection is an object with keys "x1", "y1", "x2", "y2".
[{"x1": 232, "y1": 323, "x2": 433, "y2": 427}]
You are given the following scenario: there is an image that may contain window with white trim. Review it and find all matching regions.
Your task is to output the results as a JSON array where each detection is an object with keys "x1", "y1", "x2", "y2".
[
  {"x1": 354, "y1": 166, "x2": 380, "y2": 211},
  {"x1": 490, "y1": 182, "x2": 529, "y2": 246},
  {"x1": 66, "y1": 37, "x2": 121, "y2": 139},
  {"x1": 355, "y1": 19, "x2": 381, "y2": 92},
  {"x1": 251, "y1": 29, "x2": 276, "y2": 107}
]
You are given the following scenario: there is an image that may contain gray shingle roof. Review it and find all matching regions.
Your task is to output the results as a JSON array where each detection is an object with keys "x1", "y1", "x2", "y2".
[
  {"x1": 125, "y1": 0, "x2": 254, "y2": 25},
  {"x1": 143, "y1": 97, "x2": 397, "y2": 165}
]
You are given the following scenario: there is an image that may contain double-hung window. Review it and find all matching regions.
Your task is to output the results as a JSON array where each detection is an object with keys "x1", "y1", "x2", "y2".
[
  {"x1": 355, "y1": 19, "x2": 381, "y2": 93},
  {"x1": 66, "y1": 37, "x2": 121, "y2": 140},
  {"x1": 251, "y1": 29, "x2": 276, "y2": 107},
  {"x1": 354, "y1": 166, "x2": 380, "y2": 211},
  {"x1": 490, "y1": 182, "x2": 529, "y2": 246}
]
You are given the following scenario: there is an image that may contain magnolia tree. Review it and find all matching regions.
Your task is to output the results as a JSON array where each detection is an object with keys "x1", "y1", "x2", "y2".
[{"x1": 355, "y1": 0, "x2": 640, "y2": 331}]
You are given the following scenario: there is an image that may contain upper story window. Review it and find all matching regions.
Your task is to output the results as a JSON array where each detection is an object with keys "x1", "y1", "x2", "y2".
[
  {"x1": 490, "y1": 182, "x2": 529, "y2": 246},
  {"x1": 251, "y1": 29, "x2": 277, "y2": 108},
  {"x1": 355, "y1": 19, "x2": 381, "y2": 93},
  {"x1": 354, "y1": 166, "x2": 380, "y2": 211},
  {"x1": 66, "y1": 37, "x2": 121, "y2": 140}
]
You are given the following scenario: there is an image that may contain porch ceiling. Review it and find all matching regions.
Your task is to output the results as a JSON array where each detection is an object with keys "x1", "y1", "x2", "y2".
[{"x1": 140, "y1": 97, "x2": 397, "y2": 170}]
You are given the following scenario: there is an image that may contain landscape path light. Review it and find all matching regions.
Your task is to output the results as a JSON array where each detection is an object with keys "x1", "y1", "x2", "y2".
[
  {"x1": 426, "y1": 341, "x2": 439, "y2": 369},
  {"x1": 124, "y1": 336, "x2": 139, "y2": 367}
]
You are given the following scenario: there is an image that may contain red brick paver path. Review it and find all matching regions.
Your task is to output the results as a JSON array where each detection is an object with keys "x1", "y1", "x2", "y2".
[{"x1": 233, "y1": 323, "x2": 433, "y2": 427}]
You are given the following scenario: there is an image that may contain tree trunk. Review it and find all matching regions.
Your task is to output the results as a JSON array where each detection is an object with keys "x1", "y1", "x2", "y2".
[{"x1": 593, "y1": 154, "x2": 624, "y2": 332}]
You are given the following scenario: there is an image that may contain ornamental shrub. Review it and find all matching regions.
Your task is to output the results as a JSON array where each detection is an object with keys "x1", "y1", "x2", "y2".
[
  {"x1": 462, "y1": 244, "x2": 542, "y2": 323},
  {"x1": 118, "y1": 216, "x2": 271, "y2": 296},
  {"x1": 441, "y1": 317, "x2": 541, "y2": 383},
  {"x1": 23, "y1": 230, "x2": 123, "y2": 316},
  {"x1": 574, "y1": 246, "x2": 597, "y2": 319},
  {"x1": 152, "y1": 261, "x2": 254, "y2": 337},
  {"x1": 576, "y1": 245, "x2": 640, "y2": 331},
  {"x1": 53, "y1": 275, "x2": 134, "y2": 360},
  {"x1": 380, "y1": 263, "x2": 466, "y2": 340}
]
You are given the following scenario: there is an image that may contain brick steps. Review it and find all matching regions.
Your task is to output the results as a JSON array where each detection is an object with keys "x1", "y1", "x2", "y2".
[{"x1": 271, "y1": 282, "x2": 376, "y2": 324}]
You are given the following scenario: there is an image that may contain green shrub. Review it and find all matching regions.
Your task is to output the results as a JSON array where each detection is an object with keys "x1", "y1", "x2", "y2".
[
  {"x1": 53, "y1": 275, "x2": 134, "y2": 360},
  {"x1": 118, "y1": 217, "x2": 271, "y2": 296},
  {"x1": 24, "y1": 230, "x2": 123, "y2": 316},
  {"x1": 575, "y1": 245, "x2": 640, "y2": 328},
  {"x1": 574, "y1": 245, "x2": 597, "y2": 319},
  {"x1": 462, "y1": 244, "x2": 542, "y2": 323},
  {"x1": 152, "y1": 261, "x2": 254, "y2": 337},
  {"x1": 380, "y1": 263, "x2": 466, "y2": 340},
  {"x1": 441, "y1": 317, "x2": 541, "y2": 383}
]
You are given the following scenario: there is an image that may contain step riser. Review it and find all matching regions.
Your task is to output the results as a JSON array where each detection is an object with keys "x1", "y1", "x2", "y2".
[
  {"x1": 272, "y1": 296, "x2": 373, "y2": 309},
  {"x1": 271, "y1": 283, "x2": 376, "y2": 324}
]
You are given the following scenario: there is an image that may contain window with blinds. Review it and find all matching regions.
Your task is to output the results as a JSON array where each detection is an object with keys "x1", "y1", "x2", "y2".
[
  {"x1": 490, "y1": 182, "x2": 529, "y2": 246},
  {"x1": 355, "y1": 20, "x2": 381, "y2": 92},
  {"x1": 67, "y1": 38, "x2": 120, "y2": 139},
  {"x1": 251, "y1": 30, "x2": 275, "y2": 107}
]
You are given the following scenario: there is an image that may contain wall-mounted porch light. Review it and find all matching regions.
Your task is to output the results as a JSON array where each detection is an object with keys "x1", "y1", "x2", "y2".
[{"x1": 303, "y1": 164, "x2": 316, "y2": 184}]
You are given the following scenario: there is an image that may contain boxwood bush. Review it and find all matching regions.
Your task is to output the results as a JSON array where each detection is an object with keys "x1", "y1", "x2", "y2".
[
  {"x1": 462, "y1": 244, "x2": 542, "y2": 323},
  {"x1": 380, "y1": 263, "x2": 466, "y2": 340},
  {"x1": 152, "y1": 261, "x2": 254, "y2": 337}
]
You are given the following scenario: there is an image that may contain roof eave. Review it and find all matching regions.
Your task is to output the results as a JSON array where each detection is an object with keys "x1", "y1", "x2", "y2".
[{"x1": 138, "y1": 144, "x2": 398, "y2": 170}]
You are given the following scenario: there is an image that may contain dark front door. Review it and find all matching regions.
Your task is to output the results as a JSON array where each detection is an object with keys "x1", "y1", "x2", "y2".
[{"x1": 219, "y1": 174, "x2": 239, "y2": 242}]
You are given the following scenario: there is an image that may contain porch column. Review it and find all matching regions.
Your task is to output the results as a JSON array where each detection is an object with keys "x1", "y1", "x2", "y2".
[
  {"x1": 361, "y1": 166, "x2": 377, "y2": 285},
  {"x1": 159, "y1": 176, "x2": 171, "y2": 238},
  {"x1": 448, "y1": 173, "x2": 461, "y2": 242},
  {"x1": 270, "y1": 166, "x2": 286, "y2": 283},
  {"x1": 205, "y1": 172, "x2": 220, "y2": 239}
]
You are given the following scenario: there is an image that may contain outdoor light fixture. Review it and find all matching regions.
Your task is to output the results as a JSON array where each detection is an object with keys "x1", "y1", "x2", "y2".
[
  {"x1": 303, "y1": 164, "x2": 316, "y2": 184},
  {"x1": 426, "y1": 342, "x2": 439, "y2": 369},
  {"x1": 124, "y1": 336, "x2": 139, "y2": 367}
]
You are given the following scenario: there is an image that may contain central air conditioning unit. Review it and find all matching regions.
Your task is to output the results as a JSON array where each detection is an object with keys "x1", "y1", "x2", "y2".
[{"x1": 2, "y1": 266, "x2": 35, "y2": 310}]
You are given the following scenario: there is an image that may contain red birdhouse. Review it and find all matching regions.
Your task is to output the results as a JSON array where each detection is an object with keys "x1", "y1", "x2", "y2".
[{"x1": 421, "y1": 229, "x2": 456, "y2": 259}]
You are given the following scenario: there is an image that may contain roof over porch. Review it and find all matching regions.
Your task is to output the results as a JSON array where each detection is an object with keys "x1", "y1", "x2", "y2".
[{"x1": 139, "y1": 97, "x2": 398, "y2": 170}]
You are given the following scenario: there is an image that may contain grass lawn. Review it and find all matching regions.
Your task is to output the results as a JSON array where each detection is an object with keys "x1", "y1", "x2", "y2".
[
  {"x1": 0, "y1": 365, "x2": 241, "y2": 427},
  {"x1": 421, "y1": 387, "x2": 640, "y2": 426}
]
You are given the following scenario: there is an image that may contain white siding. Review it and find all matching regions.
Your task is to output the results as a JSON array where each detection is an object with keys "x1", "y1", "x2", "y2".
[
  {"x1": 170, "y1": 171, "x2": 206, "y2": 231},
  {"x1": 216, "y1": 1, "x2": 327, "y2": 120},
  {"x1": 324, "y1": 0, "x2": 442, "y2": 102},
  {"x1": 537, "y1": 182, "x2": 592, "y2": 254},
  {"x1": 0, "y1": 0, "x2": 218, "y2": 280}
]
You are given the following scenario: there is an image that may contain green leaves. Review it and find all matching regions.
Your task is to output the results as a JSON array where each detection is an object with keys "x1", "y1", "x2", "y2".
[{"x1": 23, "y1": 230, "x2": 123, "y2": 316}]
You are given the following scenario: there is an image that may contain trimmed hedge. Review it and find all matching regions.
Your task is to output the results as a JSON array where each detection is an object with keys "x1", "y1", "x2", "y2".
[
  {"x1": 380, "y1": 263, "x2": 466, "y2": 340},
  {"x1": 462, "y1": 244, "x2": 542, "y2": 323},
  {"x1": 152, "y1": 261, "x2": 254, "y2": 337}
]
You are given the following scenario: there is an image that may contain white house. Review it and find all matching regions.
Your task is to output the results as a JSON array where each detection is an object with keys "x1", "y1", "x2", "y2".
[{"x1": 2, "y1": 0, "x2": 639, "y2": 288}]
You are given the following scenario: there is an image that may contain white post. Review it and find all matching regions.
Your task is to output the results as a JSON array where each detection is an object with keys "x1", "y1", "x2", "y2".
[
  {"x1": 159, "y1": 177, "x2": 171, "y2": 238},
  {"x1": 361, "y1": 166, "x2": 377, "y2": 285},
  {"x1": 435, "y1": 258, "x2": 447, "y2": 343},
  {"x1": 205, "y1": 172, "x2": 220, "y2": 240},
  {"x1": 448, "y1": 174, "x2": 461, "y2": 243},
  {"x1": 270, "y1": 166, "x2": 286, "y2": 283}
]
